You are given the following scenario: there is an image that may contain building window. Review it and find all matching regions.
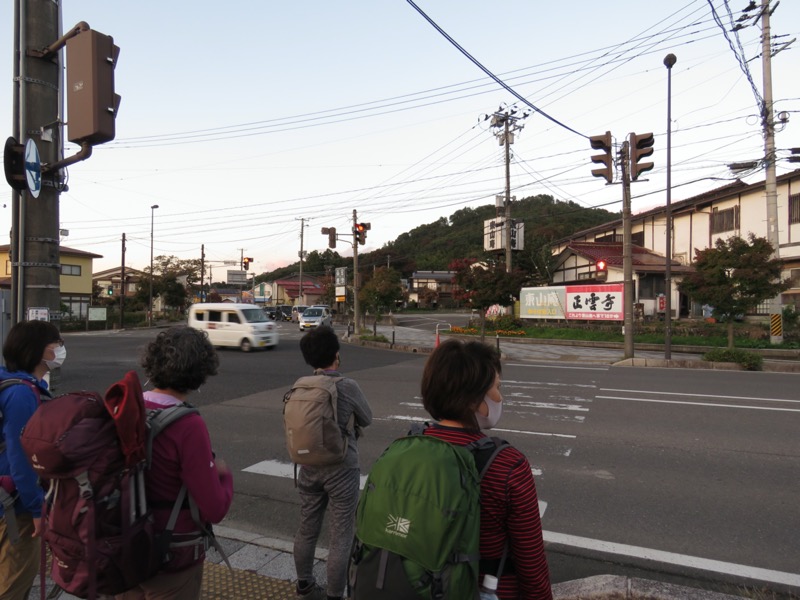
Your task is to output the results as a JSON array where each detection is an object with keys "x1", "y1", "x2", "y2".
[
  {"x1": 710, "y1": 206, "x2": 739, "y2": 234},
  {"x1": 790, "y1": 193, "x2": 800, "y2": 225},
  {"x1": 61, "y1": 264, "x2": 81, "y2": 276},
  {"x1": 637, "y1": 275, "x2": 665, "y2": 299},
  {"x1": 61, "y1": 295, "x2": 90, "y2": 320}
]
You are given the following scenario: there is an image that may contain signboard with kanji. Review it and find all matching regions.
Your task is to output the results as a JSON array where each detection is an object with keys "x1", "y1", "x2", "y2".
[{"x1": 520, "y1": 284, "x2": 624, "y2": 321}]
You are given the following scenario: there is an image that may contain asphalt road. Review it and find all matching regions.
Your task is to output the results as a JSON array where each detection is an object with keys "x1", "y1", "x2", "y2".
[{"x1": 56, "y1": 324, "x2": 800, "y2": 595}]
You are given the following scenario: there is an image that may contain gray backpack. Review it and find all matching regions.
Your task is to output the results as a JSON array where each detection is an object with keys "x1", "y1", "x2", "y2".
[{"x1": 283, "y1": 374, "x2": 348, "y2": 466}]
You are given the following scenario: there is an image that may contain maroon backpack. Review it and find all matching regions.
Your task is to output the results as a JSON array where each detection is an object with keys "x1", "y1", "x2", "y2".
[{"x1": 20, "y1": 377, "x2": 216, "y2": 599}]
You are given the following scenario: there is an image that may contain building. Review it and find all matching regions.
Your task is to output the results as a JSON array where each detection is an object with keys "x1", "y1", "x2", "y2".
[
  {"x1": 92, "y1": 266, "x2": 146, "y2": 299},
  {"x1": 549, "y1": 169, "x2": 800, "y2": 318},
  {"x1": 0, "y1": 244, "x2": 102, "y2": 320},
  {"x1": 408, "y1": 271, "x2": 456, "y2": 306}
]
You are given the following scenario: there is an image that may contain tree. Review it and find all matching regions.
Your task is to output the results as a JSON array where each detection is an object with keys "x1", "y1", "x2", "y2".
[
  {"x1": 450, "y1": 258, "x2": 527, "y2": 341},
  {"x1": 358, "y1": 267, "x2": 403, "y2": 324},
  {"x1": 678, "y1": 234, "x2": 790, "y2": 348}
]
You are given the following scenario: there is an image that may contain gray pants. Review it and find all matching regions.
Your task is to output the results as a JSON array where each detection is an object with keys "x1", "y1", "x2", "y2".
[{"x1": 293, "y1": 466, "x2": 360, "y2": 598}]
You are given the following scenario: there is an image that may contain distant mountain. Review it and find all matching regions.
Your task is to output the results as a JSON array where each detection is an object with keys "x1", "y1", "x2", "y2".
[{"x1": 263, "y1": 194, "x2": 618, "y2": 283}]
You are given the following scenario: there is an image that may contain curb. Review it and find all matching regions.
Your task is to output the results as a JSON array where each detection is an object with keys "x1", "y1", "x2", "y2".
[{"x1": 552, "y1": 575, "x2": 744, "y2": 600}]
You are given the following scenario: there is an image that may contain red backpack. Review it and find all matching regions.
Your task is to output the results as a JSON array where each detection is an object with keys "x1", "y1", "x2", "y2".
[{"x1": 20, "y1": 372, "x2": 224, "y2": 599}]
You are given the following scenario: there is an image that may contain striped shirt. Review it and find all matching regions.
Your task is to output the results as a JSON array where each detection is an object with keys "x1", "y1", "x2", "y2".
[{"x1": 425, "y1": 424, "x2": 552, "y2": 600}]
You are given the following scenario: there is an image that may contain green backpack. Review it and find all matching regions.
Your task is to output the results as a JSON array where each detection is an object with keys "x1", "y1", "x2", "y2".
[{"x1": 350, "y1": 428, "x2": 508, "y2": 599}]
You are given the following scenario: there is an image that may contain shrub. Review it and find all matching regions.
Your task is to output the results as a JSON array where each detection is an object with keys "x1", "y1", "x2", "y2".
[
  {"x1": 489, "y1": 315, "x2": 521, "y2": 331},
  {"x1": 703, "y1": 348, "x2": 763, "y2": 371}
]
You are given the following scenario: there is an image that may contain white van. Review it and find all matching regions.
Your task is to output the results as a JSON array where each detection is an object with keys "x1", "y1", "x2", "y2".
[{"x1": 188, "y1": 303, "x2": 279, "y2": 351}]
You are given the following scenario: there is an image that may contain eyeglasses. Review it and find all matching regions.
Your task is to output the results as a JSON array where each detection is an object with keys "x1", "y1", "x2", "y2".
[{"x1": 51, "y1": 339, "x2": 64, "y2": 347}]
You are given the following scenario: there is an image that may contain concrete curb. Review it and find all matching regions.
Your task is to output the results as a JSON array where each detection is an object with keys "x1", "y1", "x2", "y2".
[{"x1": 552, "y1": 575, "x2": 744, "y2": 600}]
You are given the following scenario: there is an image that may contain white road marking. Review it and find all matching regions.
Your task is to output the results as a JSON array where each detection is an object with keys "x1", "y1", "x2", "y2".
[
  {"x1": 543, "y1": 530, "x2": 800, "y2": 588},
  {"x1": 507, "y1": 363, "x2": 609, "y2": 371},
  {"x1": 600, "y1": 388, "x2": 800, "y2": 405},
  {"x1": 597, "y1": 395, "x2": 800, "y2": 413}
]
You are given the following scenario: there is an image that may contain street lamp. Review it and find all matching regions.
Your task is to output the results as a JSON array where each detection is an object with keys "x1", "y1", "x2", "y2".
[
  {"x1": 149, "y1": 204, "x2": 159, "y2": 327},
  {"x1": 664, "y1": 53, "x2": 676, "y2": 360}
]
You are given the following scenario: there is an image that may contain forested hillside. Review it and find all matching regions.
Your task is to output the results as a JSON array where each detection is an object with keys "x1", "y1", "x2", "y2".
[{"x1": 262, "y1": 194, "x2": 617, "y2": 283}]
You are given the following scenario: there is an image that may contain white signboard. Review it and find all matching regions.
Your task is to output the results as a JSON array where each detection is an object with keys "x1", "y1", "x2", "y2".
[
  {"x1": 520, "y1": 284, "x2": 624, "y2": 321},
  {"x1": 27, "y1": 307, "x2": 49, "y2": 321},
  {"x1": 335, "y1": 267, "x2": 347, "y2": 286},
  {"x1": 484, "y1": 219, "x2": 524, "y2": 252},
  {"x1": 88, "y1": 307, "x2": 107, "y2": 321},
  {"x1": 227, "y1": 270, "x2": 246, "y2": 284}
]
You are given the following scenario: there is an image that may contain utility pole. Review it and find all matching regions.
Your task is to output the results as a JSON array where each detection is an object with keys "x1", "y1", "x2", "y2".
[
  {"x1": 352, "y1": 209, "x2": 360, "y2": 335},
  {"x1": 119, "y1": 233, "x2": 126, "y2": 329},
  {"x1": 760, "y1": 0, "x2": 782, "y2": 344},
  {"x1": 620, "y1": 141, "x2": 635, "y2": 360},
  {"x1": 488, "y1": 107, "x2": 528, "y2": 273},
  {"x1": 200, "y1": 244, "x2": 205, "y2": 302},
  {"x1": 297, "y1": 217, "x2": 307, "y2": 305},
  {"x1": 11, "y1": 0, "x2": 64, "y2": 324}
]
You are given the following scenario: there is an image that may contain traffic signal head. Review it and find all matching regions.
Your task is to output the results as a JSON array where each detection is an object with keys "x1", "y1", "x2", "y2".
[
  {"x1": 354, "y1": 222, "x2": 370, "y2": 245},
  {"x1": 66, "y1": 29, "x2": 121, "y2": 145},
  {"x1": 107, "y1": 284, "x2": 114, "y2": 296},
  {"x1": 242, "y1": 257, "x2": 250, "y2": 270},
  {"x1": 595, "y1": 259, "x2": 608, "y2": 280},
  {"x1": 629, "y1": 132, "x2": 654, "y2": 181},
  {"x1": 322, "y1": 227, "x2": 337, "y2": 248},
  {"x1": 589, "y1": 131, "x2": 613, "y2": 184}
]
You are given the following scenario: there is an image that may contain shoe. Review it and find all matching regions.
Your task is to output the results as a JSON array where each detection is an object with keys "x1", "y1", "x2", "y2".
[{"x1": 296, "y1": 581, "x2": 326, "y2": 599}]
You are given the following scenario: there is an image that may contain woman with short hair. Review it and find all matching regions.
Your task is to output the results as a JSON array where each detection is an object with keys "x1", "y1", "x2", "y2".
[
  {"x1": 421, "y1": 339, "x2": 552, "y2": 600},
  {"x1": 0, "y1": 320, "x2": 63, "y2": 600}
]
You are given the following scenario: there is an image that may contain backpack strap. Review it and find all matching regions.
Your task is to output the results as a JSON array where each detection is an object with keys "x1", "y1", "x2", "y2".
[
  {"x1": 145, "y1": 404, "x2": 200, "y2": 468},
  {"x1": 0, "y1": 378, "x2": 42, "y2": 454}
]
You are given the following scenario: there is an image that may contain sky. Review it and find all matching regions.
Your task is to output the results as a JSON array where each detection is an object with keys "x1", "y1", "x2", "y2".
[{"x1": 1, "y1": 1, "x2": 798, "y2": 278}]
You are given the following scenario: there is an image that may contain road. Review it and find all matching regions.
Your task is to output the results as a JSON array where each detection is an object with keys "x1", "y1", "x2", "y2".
[{"x1": 57, "y1": 324, "x2": 800, "y2": 594}]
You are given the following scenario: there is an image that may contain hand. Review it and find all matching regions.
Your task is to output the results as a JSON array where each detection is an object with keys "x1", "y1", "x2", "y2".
[
  {"x1": 215, "y1": 457, "x2": 230, "y2": 476},
  {"x1": 32, "y1": 517, "x2": 43, "y2": 538}
]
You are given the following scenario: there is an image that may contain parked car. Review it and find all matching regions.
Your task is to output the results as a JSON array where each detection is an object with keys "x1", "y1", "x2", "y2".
[
  {"x1": 291, "y1": 305, "x2": 309, "y2": 323},
  {"x1": 275, "y1": 305, "x2": 293, "y2": 321},
  {"x1": 298, "y1": 306, "x2": 333, "y2": 331},
  {"x1": 188, "y1": 303, "x2": 279, "y2": 351},
  {"x1": 263, "y1": 306, "x2": 277, "y2": 320}
]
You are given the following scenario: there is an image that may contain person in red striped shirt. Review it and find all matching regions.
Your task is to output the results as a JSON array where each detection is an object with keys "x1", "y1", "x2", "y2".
[{"x1": 420, "y1": 339, "x2": 552, "y2": 600}]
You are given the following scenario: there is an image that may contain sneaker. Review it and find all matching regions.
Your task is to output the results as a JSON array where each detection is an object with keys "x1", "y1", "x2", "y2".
[{"x1": 296, "y1": 581, "x2": 326, "y2": 599}]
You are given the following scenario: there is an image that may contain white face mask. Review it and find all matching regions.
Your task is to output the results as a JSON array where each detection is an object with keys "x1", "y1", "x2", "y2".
[
  {"x1": 476, "y1": 395, "x2": 502, "y2": 430},
  {"x1": 45, "y1": 345, "x2": 67, "y2": 370}
]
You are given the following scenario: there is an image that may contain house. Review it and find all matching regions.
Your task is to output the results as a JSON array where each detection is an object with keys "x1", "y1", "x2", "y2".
[
  {"x1": 262, "y1": 274, "x2": 325, "y2": 307},
  {"x1": 0, "y1": 244, "x2": 102, "y2": 320},
  {"x1": 549, "y1": 169, "x2": 800, "y2": 318},
  {"x1": 408, "y1": 271, "x2": 456, "y2": 306},
  {"x1": 92, "y1": 266, "x2": 146, "y2": 299}
]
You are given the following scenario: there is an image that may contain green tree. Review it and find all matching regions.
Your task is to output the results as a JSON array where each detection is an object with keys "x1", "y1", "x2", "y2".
[
  {"x1": 678, "y1": 234, "x2": 790, "y2": 348},
  {"x1": 450, "y1": 259, "x2": 527, "y2": 341},
  {"x1": 358, "y1": 267, "x2": 403, "y2": 323},
  {"x1": 161, "y1": 273, "x2": 189, "y2": 313}
]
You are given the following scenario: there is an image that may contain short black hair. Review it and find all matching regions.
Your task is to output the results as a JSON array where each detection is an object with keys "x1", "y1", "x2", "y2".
[
  {"x1": 3, "y1": 320, "x2": 61, "y2": 373},
  {"x1": 141, "y1": 326, "x2": 219, "y2": 393},
  {"x1": 420, "y1": 339, "x2": 502, "y2": 429},
  {"x1": 299, "y1": 326, "x2": 339, "y2": 369}
]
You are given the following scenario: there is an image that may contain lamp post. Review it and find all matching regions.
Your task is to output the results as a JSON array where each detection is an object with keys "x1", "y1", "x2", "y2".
[
  {"x1": 664, "y1": 53, "x2": 676, "y2": 360},
  {"x1": 149, "y1": 204, "x2": 159, "y2": 327}
]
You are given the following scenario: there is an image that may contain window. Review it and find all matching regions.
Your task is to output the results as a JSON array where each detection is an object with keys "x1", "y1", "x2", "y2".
[
  {"x1": 61, "y1": 295, "x2": 90, "y2": 320},
  {"x1": 208, "y1": 311, "x2": 222, "y2": 322},
  {"x1": 227, "y1": 312, "x2": 240, "y2": 324},
  {"x1": 790, "y1": 193, "x2": 800, "y2": 224},
  {"x1": 710, "y1": 206, "x2": 739, "y2": 234},
  {"x1": 61, "y1": 264, "x2": 81, "y2": 276},
  {"x1": 637, "y1": 275, "x2": 665, "y2": 299}
]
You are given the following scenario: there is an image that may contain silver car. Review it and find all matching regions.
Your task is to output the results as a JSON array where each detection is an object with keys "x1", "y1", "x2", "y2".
[{"x1": 298, "y1": 306, "x2": 333, "y2": 331}]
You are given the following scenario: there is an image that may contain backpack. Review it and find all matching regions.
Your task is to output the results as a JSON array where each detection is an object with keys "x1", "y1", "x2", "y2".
[
  {"x1": 20, "y1": 383, "x2": 224, "y2": 599},
  {"x1": 349, "y1": 426, "x2": 509, "y2": 600},
  {"x1": 283, "y1": 373, "x2": 348, "y2": 466}
]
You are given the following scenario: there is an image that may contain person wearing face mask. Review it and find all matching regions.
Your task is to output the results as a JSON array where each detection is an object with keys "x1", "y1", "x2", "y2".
[
  {"x1": 0, "y1": 320, "x2": 62, "y2": 600},
  {"x1": 420, "y1": 339, "x2": 552, "y2": 600}
]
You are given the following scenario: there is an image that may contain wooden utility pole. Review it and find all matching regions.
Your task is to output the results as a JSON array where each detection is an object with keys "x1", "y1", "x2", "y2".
[
  {"x1": 352, "y1": 209, "x2": 360, "y2": 335},
  {"x1": 11, "y1": 0, "x2": 63, "y2": 324},
  {"x1": 119, "y1": 233, "x2": 126, "y2": 328}
]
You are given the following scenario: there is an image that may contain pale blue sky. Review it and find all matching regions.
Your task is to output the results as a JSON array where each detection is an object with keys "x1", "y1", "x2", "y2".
[{"x1": 1, "y1": 1, "x2": 798, "y2": 275}]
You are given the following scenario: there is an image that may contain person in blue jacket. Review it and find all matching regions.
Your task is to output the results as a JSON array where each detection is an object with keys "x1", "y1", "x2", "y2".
[{"x1": 0, "y1": 320, "x2": 63, "y2": 600}]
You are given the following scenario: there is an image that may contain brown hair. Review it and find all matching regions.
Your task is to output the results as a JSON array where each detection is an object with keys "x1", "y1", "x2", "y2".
[{"x1": 420, "y1": 339, "x2": 501, "y2": 429}]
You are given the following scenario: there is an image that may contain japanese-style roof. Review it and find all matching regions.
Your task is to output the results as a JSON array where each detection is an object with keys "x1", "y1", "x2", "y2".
[{"x1": 558, "y1": 242, "x2": 693, "y2": 273}]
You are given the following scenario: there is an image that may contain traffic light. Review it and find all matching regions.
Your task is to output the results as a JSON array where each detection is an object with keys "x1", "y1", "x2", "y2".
[
  {"x1": 629, "y1": 132, "x2": 654, "y2": 181},
  {"x1": 66, "y1": 29, "x2": 121, "y2": 145},
  {"x1": 322, "y1": 227, "x2": 337, "y2": 249},
  {"x1": 242, "y1": 257, "x2": 252, "y2": 270},
  {"x1": 596, "y1": 259, "x2": 608, "y2": 281},
  {"x1": 589, "y1": 131, "x2": 613, "y2": 184},
  {"x1": 354, "y1": 222, "x2": 371, "y2": 245},
  {"x1": 107, "y1": 285, "x2": 114, "y2": 296}
]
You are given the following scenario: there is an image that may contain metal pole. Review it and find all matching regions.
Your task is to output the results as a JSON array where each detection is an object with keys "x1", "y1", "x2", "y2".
[
  {"x1": 149, "y1": 204, "x2": 158, "y2": 326},
  {"x1": 664, "y1": 53, "x2": 676, "y2": 360},
  {"x1": 353, "y1": 209, "x2": 360, "y2": 336},
  {"x1": 621, "y1": 141, "x2": 634, "y2": 359},
  {"x1": 504, "y1": 116, "x2": 512, "y2": 274}
]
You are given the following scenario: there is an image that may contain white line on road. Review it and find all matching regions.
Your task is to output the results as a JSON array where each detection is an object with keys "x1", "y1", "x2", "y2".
[
  {"x1": 507, "y1": 363, "x2": 609, "y2": 371},
  {"x1": 600, "y1": 388, "x2": 800, "y2": 404},
  {"x1": 543, "y1": 530, "x2": 800, "y2": 588},
  {"x1": 596, "y1": 395, "x2": 800, "y2": 413}
]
